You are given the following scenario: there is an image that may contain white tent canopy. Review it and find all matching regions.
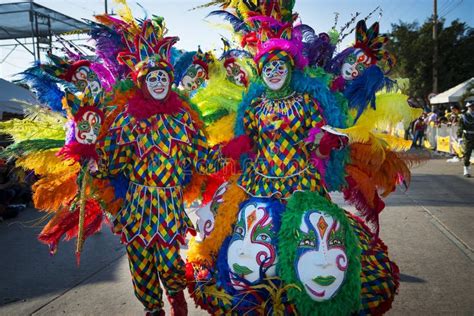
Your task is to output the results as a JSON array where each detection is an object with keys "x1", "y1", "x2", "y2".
[
  {"x1": 430, "y1": 77, "x2": 474, "y2": 104},
  {"x1": 0, "y1": 78, "x2": 39, "y2": 116}
]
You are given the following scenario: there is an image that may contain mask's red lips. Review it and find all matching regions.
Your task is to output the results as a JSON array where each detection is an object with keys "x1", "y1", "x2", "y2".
[
  {"x1": 269, "y1": 77, "x2": 281, "y2": 83},
  {"x1": 153, "y1": 87, "x2": 165, "y2": 93}
]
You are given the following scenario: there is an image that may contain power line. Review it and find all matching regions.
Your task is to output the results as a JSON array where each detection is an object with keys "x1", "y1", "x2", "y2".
[
  {"x1": 438, "y1": 0, "x2": 454, "y2": 15},
  {"x1": 440, "y1": 0, "x2": 463, "y2": 18}
]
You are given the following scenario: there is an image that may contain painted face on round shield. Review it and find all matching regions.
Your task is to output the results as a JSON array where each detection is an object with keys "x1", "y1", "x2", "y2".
[
  {"x1": 261, "y1": 60, "x2": 288, "y2": 91},
  {"x1": 194, "y1": 182, "x2": 228, "y2": 242},
  {"x1": 295, "y1": 210, "x2": 347, "y2": 301},
  {"x1": 145, "y1": 69, "x2": 170, "y2": 100},
  {"x1": 225, "y1": 61, "x2": 248, "y2": 87},
  {"x1": 341, "y1": 48, "x2": 372, "y2": 80},
  {"x1": 181, "y1": 64, "x2": 207, "y2": 91},
  {"x1": 74, "y1": 110, "x2": 102, "y2": 144},
  {"x1": 227, "y1": 200, "x2": 278, "y2": 290},
  {"x1": 71, "y1": 66, "x2": 102, "y2": 97}
]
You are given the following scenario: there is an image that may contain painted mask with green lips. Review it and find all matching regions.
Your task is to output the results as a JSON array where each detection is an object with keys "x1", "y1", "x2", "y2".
[
  {"x1": 295, "y1": 210, "x2": 347, "y2": 301},
  {"x1": 227, "y1": 199, "x2": 279, "y2": 290}
]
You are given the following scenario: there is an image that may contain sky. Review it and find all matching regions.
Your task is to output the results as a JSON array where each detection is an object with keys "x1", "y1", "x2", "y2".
[{"x1": 0, "y1": 0, "x2": 473, "y2": 80}]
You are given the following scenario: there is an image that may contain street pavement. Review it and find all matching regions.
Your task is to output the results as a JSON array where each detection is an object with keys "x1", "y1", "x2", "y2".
[{"x1": 0, "y1": 155, "x2": 473, "y2": 315}]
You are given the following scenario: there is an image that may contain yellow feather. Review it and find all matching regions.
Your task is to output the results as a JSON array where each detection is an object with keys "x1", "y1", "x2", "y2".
[
  {"x1": 206, "y1": 113, "x2": 236, "y2": 145},
  {"x1": 113, "y1": 0, "x2": 137, "y2": 27},
  {"x1": 16, "y1": 149, "x2": 79, "y2": 176},
  {"x1": 0, "y1": 120, "x2": 65, "y2": 142},
  {"x1": 374, "y1": 133, "x2": 413, "y2": 151},
  {"x1": 354, "y1": 93, "x2": 422, "y2": 131}
]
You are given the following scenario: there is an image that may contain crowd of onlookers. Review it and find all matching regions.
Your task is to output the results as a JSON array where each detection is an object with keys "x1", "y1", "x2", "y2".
[
  {"x1": 408, "y1": 104, "x2": 463, "y2": 148},
  {"x1": 406, "y1": 102, "x2": 474, "y2": 177}
]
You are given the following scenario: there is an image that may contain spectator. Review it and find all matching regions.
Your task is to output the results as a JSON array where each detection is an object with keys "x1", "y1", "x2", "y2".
[
  {"x1": 448, "y1": 105, "x2": 461, "y2": 126},
  {"x1": 458, "y1": 102, "x2": 474, "y2": 177},
  {"x1": 412, "y1": 116, "x2": 427, "y2": 148},
  {"x1": 425, "y1": 105, "x2": 438, "y2": 126}
]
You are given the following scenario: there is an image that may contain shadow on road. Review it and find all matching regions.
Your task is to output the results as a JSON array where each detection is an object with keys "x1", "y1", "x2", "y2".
[
  {"x1": 399, "y1": 273, "x2": 426, "y2": 283},
  {"x1": 0, "y1": 208, "x2": 125, "y2": 307}
]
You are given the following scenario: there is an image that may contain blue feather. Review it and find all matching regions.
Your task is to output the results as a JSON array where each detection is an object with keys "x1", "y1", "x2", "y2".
[
  {"x1": 343, "y1": 66, "x2": 394, "y2": 122},
  {"x1": 172, "y1": 50, "x2": 197, "y2": 85},
  {"x1": 207, "y1": 10, "x2": 247, "y2": 32},
  {"x1": 18, "y1": 71, "x2": 67, "y2": 114}
]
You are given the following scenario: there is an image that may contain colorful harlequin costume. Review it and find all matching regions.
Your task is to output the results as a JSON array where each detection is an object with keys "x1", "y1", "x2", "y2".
[
  {"x1": 87, "y1": 16, "x2": 227, "y2": 314},
  {"x1": 185, "y1": 1, "x2": 421, "y2": 315}
]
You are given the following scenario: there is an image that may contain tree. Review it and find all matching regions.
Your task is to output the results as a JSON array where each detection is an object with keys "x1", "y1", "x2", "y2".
[{"x1": 387, "y1": 19, "x2": 474, "y2": 104}]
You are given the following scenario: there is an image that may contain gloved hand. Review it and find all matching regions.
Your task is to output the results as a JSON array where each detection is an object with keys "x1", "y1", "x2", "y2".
[
  {"x1": 222, "y1": 135, "x2": 253, "y2": 160},
  {"x1": 318, "y1": 132, "x2": 348, "y2": 156}
]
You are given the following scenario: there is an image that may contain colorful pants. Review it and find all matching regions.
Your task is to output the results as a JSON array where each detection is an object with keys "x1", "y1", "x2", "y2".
[{"x1": 126, "y1": 239, "x2": 186, "y2": 311}]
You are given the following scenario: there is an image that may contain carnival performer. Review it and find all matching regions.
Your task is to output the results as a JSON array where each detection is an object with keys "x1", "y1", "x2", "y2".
[
  {"x1": 90, "y1": 17, "x2": 229, "y2": 315},
  {"x1": 184, "y1": 1, "x2": 417, "y2": 315},
  {"x1": 458, "y1": 101, "x2": 474, "y2": 177}
]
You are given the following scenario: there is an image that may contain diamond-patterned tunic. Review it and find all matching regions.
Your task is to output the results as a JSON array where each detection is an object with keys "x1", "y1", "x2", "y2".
[
  {"x1": 98, "y1": 108, "x2": 222, "y2": 247},
  {"x1": 238, "y1": 92, "x2": 326, "y2": 199}
]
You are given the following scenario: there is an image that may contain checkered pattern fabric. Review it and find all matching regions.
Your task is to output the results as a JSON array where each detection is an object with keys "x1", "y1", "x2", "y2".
[
  {"x1": 126, "y1": 238, "x2": 186, "y2": 310},
  {"x1": 114, "y1": 183, "x2": 194, "y2": 246},
  {"x1": 348, "y1": 214, "x2": 399, "y2": 315},
  {"x1": 257, "y1": 49, "x2": 294, "y2": 73},
  {"x1": 97, "y1": 108, "x2": 222, "y2": 245},
  {"x1": 238, "y1": 93, "x2": 326, "y2": 199},
  {"x1": 98, "y1": 108, "x2": 222, "y2": 187}
]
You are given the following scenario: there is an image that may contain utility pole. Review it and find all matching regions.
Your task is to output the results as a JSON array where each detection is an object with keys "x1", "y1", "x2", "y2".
[
  {"x1": 105, "y1": 0, "x2": 108, "y2": 14},
  {"x1": 433, "y1": 0, "x2": 438, "y2": 94}
]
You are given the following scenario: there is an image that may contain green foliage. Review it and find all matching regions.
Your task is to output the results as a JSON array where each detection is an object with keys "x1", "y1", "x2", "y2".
[{"x1": 387, "y1": 18, "x2": 474, "y2": 101}]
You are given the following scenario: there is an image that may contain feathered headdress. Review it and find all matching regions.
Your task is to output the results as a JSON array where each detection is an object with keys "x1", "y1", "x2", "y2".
[
  {"x1": 192, "y1": 46, "x2": 215, "y2": 76},
  {"x1": 353, "y1": 20, "x2": 396, "y2": 73},
  {"x1": 58, "y1": 86, "x2": 104, "y2": 162},
  {"x1": 205, "y1": 1, "x2": 305, "y2": 72},
  {"x1": 117, "y1": 19, "x2": 178, "y2": 87}
]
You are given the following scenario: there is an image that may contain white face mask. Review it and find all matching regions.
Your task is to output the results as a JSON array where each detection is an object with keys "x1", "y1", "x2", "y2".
[
  {"x1": 74, "y1": 110, "x2": 102, "y2": 144},
  {"x1": 71, "y1": 66, "x2": 102, "y2": 97},
  {"x1": 194, "y1": 182, "x2": 228, "y2": 242},
  {"x1": 262, "y1": 60, "x2": 288, "y2": 91},
  {"x1": 296, "y1": 211, "x2": 347, "y2": 302},
  {"x1": 225, "y1": 62, "x2": 248, "y2": 87},
  {"x1": 341, "y1": 49, "x2": 372, "y2": 80},
  {"x1": 181, "y1": 64, "x2": 207, "y2": 91},
  {"x1": 227, "y1": 201, "x2": 277, "y2": 290},
  {"x1": 145, "y1": 69, "x2": 170, "y2": 100}
]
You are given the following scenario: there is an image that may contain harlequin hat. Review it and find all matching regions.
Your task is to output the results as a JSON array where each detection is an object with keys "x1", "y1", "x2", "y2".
[
  {"x1": 353, "y1": 20, "x2": 396, "y2": 72},
  {"x1": 250, "y1": 16, "x2": 307, "y2": 73},
  {"x1": 117, "y1": 19, "x2": 178, "y2": 87}
]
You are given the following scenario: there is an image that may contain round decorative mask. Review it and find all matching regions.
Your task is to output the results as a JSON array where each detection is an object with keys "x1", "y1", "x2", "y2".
[
  {"x1": 74, "y1": 110, "x2": 102, "y2": 144},
  {"x1": 71, "y1": 66, "x2": 101, "y2": 97},
  {"x1": 181, "y1": 64, "x2": 207, "y2": 91},
  {"x1": 145, "y1": 69, "x2": 170, "y2": 100},
  {"x1": 194, "y1": 182, "x2": 228, "y2": 242},
  {"x1": 261, "y1": 60, "x2": 288, "y2": 91},
  {"x1": 295, "y1": 210, "x2": 347, "y2": 301},
  {"x1": 227, "y1": 199, "x2": 280, "y2": 290},
  {"x1": 341, "y1": 49, "x2": 372, "y2": 80},
  {"x1": 225, "y1": 61, "x2": 248, "y2": 87}
]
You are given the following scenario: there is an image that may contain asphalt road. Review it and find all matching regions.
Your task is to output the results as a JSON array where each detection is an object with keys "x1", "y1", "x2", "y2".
[{"x1": 1, "y1": 156, "x2": 473, "y2": 315}]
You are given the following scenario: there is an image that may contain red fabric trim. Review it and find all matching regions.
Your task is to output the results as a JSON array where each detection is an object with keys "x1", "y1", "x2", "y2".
[
  {"x1": 64, "y1": 60, "x2": 91, "y2": 82},
  {"x1": 127, "y1": 90, "x2": 183, "y2": 120},
  {"x1": 223, "y1": 57, "x2": 235, "y2": 68},
  {"x1": 57, "y1": 142, "x2": 98, "y2": 162}
]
